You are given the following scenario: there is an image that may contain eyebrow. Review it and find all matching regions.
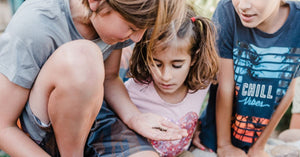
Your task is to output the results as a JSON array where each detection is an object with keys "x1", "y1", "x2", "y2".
[{"x1": 153, "y1": 58, "x2": 185, "y2": 62}]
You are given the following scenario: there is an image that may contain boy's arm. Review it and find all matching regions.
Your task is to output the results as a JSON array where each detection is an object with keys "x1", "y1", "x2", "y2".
[
  {"x1": 103, "y1": 49, "x2": 187, "y2": 141},
  {"x1": 0, "y1": 74, "x2": 50, "y2": 156},
  {"x1": 247, "y1": 78, "x2": 296, "y2": 157},
  {"x1": 290, "y1": 77, "x2": 300, "y2": 129},
  {"x1": 216, "y1": 58, "x2": 247, "y2": 157}
]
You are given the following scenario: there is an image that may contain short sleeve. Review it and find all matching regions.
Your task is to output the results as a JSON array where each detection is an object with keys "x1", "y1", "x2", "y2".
[{"x1": 0, "y1": 0, "x2": 65, "y2": 89}]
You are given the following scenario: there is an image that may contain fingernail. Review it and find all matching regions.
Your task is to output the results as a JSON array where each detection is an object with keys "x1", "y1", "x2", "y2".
[{"x1": 200, "y1": 147, "x2": 205, "y2": 151}]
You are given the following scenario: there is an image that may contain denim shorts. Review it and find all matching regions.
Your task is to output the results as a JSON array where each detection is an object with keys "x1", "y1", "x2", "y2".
[
  {"x1": 20, "y1": 101, "x2": 154, "y2": 157},
  {"x1": 85, "y1": 101, "x2": 155, "y2": 157},
  {"x1": 20, "y1": 102, "x2": 60, "y2": 156}
]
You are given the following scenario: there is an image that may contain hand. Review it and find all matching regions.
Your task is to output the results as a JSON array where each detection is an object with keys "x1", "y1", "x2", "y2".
[
  {"x1": 217, "y1": 144, "x2": 247, "y2": 157},
  {"x1": 128, "y1": 112, "x2": 188, "y2": 141},
  {"x1": 192, "y1": 129, "x2": 206, "y2": 151},
  {"x1": 248, "y1": 146, "x2": 270, "y2": 157}
]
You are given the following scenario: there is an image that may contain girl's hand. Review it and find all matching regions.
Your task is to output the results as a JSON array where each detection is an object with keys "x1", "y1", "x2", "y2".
[
  {"x1": 217, "y1": 144, "x2": 247, "y2": 157},
  {"x1": 192, "y1": 129, "x2": 208, "y2": 151},
  {"x1": 248, "y1": 146, "x2": 270, "y2": 157},
  {"x1": 128, "y1": 112, "x2": 188, "y2": 140}
]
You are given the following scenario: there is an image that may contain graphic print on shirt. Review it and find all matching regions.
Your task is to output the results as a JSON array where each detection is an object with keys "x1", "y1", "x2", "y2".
[{"x1": 231, "y1": 42, "x2": 300, "y2": 145}]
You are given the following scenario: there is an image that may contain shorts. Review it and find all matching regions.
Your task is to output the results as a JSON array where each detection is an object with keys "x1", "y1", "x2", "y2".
[
  {"x1": 292, "y1": 77, "x2": 300, "y2": 114},
  {"x1": 20, "y1": 101, "x2": 154, "y2": 157},
  {"x1": 20, "y1": 102, "x2": 60, "y2": 156},
  {"x1": 85, "y1": 101, "x2": 155, "y2": 157}
]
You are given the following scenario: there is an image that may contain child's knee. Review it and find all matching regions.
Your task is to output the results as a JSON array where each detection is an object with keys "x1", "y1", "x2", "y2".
[{"x1": 53, "y1": 40, "x2": 105, "y2": 89}]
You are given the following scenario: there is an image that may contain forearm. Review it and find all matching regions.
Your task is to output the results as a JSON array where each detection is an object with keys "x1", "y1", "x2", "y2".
[
  {"x1": 216, "y1": 58, "x2": 235, "y2": 147},
  {"x1": 252, "y1": 79, "x2": 295, "y2": 149},
  {"x1": 216, "y1": 88, "x2": 234, "y2": 147},
  {"x1": 103, "y1": 49, "x2": 141, "y2": 126},
  {"x1": 0, "y1": 74, "x2": 48, "y2": 156},
  {"x1": 0, "y1": 126, "x2": 49, "y2": 157},
  {"x1": 104, "y1": 76, "x2": 140, "y2": 126}
]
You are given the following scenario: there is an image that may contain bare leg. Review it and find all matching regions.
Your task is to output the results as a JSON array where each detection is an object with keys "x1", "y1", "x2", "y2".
[
  {"x1": 29, "y1": 40, "x2": 104, "y2": 156},
  {"x1": 129, "y1": 151, "x2": 159, "y2": 157}
]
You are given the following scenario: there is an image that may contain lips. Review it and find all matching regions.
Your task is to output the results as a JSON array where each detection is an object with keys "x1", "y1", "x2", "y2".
[
  {"x1": 240, "y1": 12, "x2": 256, "y2": 22},
  {"x1": 160, "y1": 83, "x2": 173, "y2": 89}
]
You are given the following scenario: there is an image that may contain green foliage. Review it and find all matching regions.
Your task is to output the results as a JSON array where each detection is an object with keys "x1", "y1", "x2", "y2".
[
  {"x1": 276, "y1": 104, "x2": 292, "y2": 132},
  {"x1": 187, "y1": 0, "x2": 220, "y2": 18},
  {"x1": 0, "y1": 150, "x2": 9, "y2": 157}
]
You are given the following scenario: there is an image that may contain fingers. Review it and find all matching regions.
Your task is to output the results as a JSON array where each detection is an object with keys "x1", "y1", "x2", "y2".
[
  {"x1": 150, "y1": 129, "x2": 182, "y2": 141},
  {"x1": 131, "y1": 112, "x2": 188, "y2": 141},
  {"x1": 191, "y1": 130, "x2": 209, "y2": 151},
  {"x1": 160, "y1": 119, "x2": 180, "y2": 129},
  {"x1": 149, "y1": 126, "x2": 188, "y2": 141},
  {"x1": 192, "y1": 138, "x2": 206, "y2": 150},
  {"x1": 193, "y1": 142, "x2": 206, "y2": 150},
  {"x1": 160, "y1": 118, "x2": 188, "y2": 136}
]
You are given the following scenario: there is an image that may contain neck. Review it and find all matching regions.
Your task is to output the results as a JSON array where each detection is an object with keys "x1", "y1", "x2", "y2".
[
  {"x1": 69, "y1": 0, "x2": 98, "y2": 40},
  {"x1": 154, "y1": 84, "x2": 188, "y2": 104}
]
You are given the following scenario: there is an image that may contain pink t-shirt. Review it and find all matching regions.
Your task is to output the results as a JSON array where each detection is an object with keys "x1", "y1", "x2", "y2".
[
  {"x1": 124, "y1": 78, "x2": 209, "y2": 156},
  {"x1": 125, "y1": 78, "x2": 208, "y2": 121}
]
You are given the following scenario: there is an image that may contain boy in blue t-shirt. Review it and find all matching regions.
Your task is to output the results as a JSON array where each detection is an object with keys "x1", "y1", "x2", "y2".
[{"x1": 197, "y1": 0, "x2": 300, "y2": 156}]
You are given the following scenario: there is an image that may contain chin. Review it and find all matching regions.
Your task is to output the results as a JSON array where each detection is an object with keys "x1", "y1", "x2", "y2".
[
  {"x1": 104, "y1": 41, "x2": 116, "y2": 45},
  {"x1": 241, "y1": 21, "x2": 258, "y2": 28},
  {"x1": 101, "y1": 38, "x2": 117, "y2": 45}
]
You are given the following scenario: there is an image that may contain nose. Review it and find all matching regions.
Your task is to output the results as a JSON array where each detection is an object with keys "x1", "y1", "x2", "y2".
[
  {"x1": 161, "y1": 67, "x2": 172, "y2": 82},
  {"x1": 239, "y1": 0, "x2": 251, "y2": 11},
  {"x1": 129, "y1": 29, "x2": 146, "y2": 43}
]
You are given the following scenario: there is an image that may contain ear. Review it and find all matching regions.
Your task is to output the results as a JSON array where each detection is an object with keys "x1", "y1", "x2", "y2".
[{"x1": 88, "y1": 0, "x2": 103, "y2": 12}]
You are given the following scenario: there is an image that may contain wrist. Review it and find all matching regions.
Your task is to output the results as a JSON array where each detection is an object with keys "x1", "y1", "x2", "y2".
[
  {"x1": 251, "y1": 142, "x2": 266, "y2": 152},
  {"x1": 123, "y1": 112, "x2": 141, "y2": 129},
  {"x1": 217, "y1": 141, "x2": 233, "y2": 149}
]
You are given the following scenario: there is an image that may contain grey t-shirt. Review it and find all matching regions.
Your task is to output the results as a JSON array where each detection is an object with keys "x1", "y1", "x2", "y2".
[{"x1": 0, "y1": 0, "x2": 132, "y2": 89}]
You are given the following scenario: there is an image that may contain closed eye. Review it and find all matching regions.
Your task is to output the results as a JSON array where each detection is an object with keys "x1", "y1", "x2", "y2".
[
  {"x1": 172, "y1": 65, "x2": 182, "y2": 68},
  {"x1": 156, "y1": 63, "x2": 162, "y2": 67}
]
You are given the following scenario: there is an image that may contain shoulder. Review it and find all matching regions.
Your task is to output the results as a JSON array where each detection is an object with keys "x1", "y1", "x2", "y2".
[
  {"x1": 287, "y1": 1, "x2": 300, "y2": 9},
  {"x1": 213, "y1": 0, "x2": 236, "y2": 26},
  {"x1": 217, "y1": 0, "x2": 233, "y2": 6},
  {"x1": 8, "y1": 0, "x2": 68, "y2": 35},
  {"x1": 124, "y1": 78, "x2": 146, "y2": 90},
  {"x1": 5, "y1": 0, "x2": 71, "y2": 47},
  {"x1": 15, "y1": 0, "x2": 66, "y2": 21},
  {"x1": 125, "y1": 79, "x2": 156, "y2": 99},
  {"x1": 286, "y1": 1, "x2": 300, "y2": 12},
  {"x1": 214, "y1": 0, "x2": 234, "y2": 13}
]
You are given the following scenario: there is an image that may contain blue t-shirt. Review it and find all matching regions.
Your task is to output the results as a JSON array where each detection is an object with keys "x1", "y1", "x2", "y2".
[{"x1": 200, "y1": 0, "x2": 300, "y2": 152}]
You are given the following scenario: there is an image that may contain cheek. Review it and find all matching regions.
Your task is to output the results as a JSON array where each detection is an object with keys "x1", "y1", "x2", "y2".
[
  {"x1": 93, "y1": 19, "x2": 128, "y2": 39},
  {"x1": 150, "y1": 69, "x2": 160, "y2": 81},
  {"x1": 180, "y1": 67, "x2": 191, "y2": 79},
  {"x1": 232, "y1": 0, "x2": 239, "y2": 9}
]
